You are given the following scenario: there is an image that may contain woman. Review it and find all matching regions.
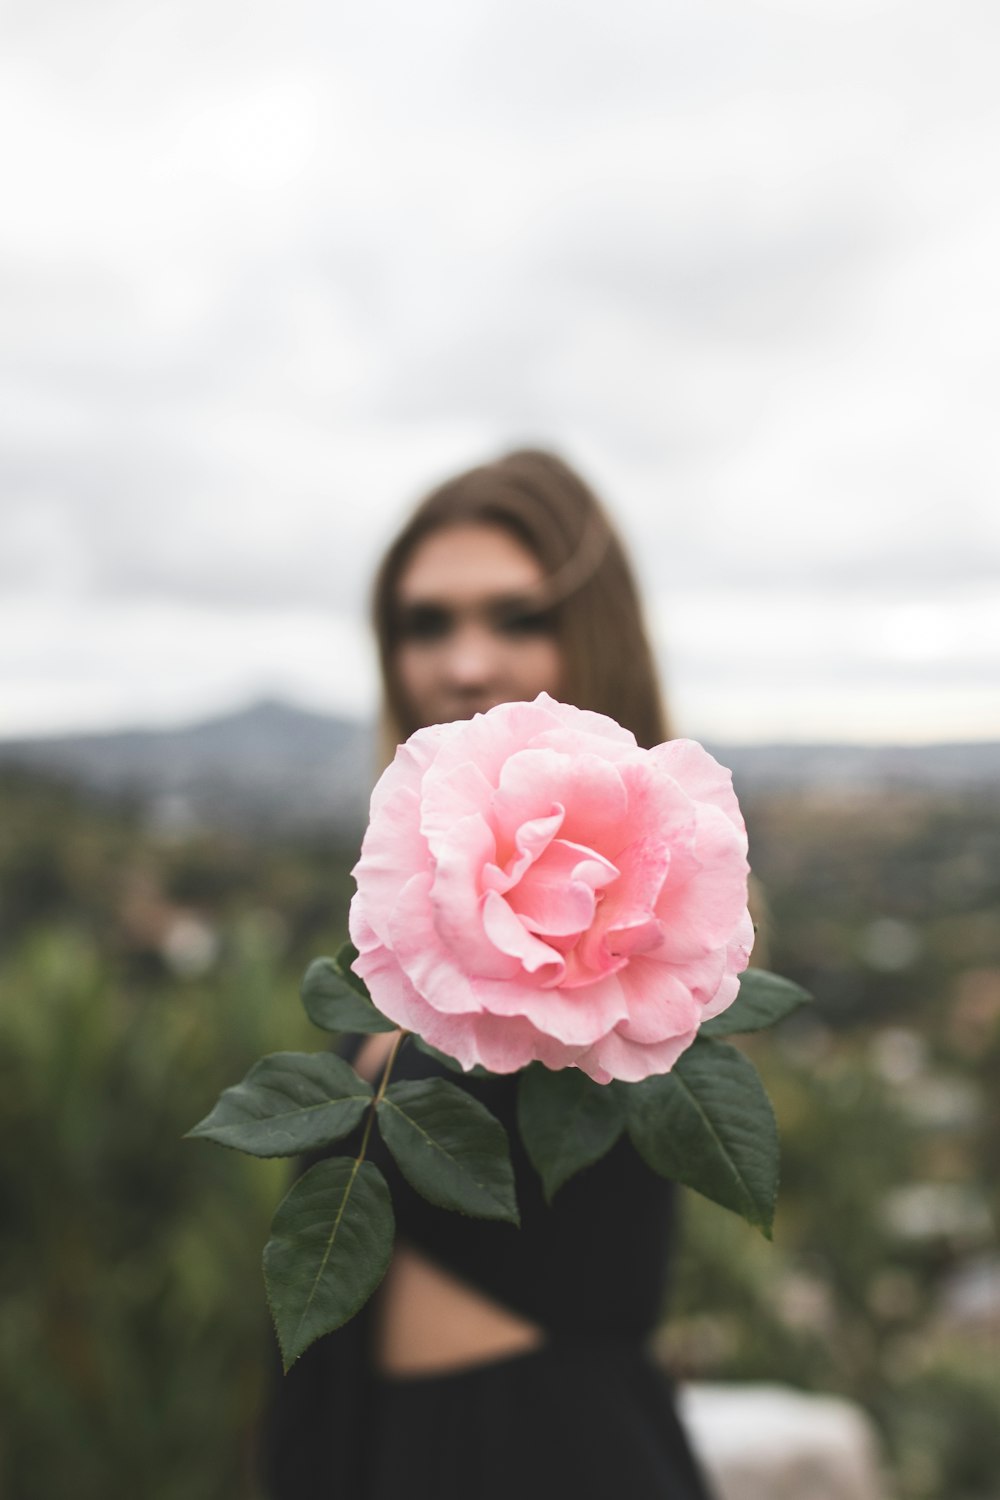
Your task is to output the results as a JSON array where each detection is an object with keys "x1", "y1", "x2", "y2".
[{"x1": 262, "y1": 449, "x2": 716, "y2": 1499}]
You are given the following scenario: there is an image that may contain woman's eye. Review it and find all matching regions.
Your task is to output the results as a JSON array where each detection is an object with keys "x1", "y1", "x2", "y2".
[
  {"x1": 396, "y1": 606, "x2": 453, "y2": 642},
  {"x1": 495, "y1": 606, "x2": 557, "y2": 637}
]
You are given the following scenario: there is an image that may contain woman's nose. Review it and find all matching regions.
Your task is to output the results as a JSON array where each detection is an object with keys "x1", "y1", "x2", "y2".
[{"x1": 441, "y1": 624, "x2": 500, "y2": 687}]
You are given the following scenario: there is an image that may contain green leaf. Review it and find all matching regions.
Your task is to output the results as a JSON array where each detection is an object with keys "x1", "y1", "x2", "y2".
[
  {"x1": 301, "y1": 946, "x2": 395, "y2": 1034},
  {"x1": 264, "y1": 1157, "x2": 394, "y2": 1370},
  {"x1": 333, "y1": 940, "x2": 369, "y2": 995},
  {"x1": 377, "y1": 1078, "x2": 519, "y2": 1224},
  {"x1": 626, "y1": 1038, "x2": 779, "y2": 1236},
  {"x1": 699, "y1": 967, "x2": 812, "y2": 1038},
  {"x1": 517, "y1": 1064, "x2": 626, "y2": 1201},
  {"x1": 186, "y1": 1051, "x2": 372, "y2": 1158}
]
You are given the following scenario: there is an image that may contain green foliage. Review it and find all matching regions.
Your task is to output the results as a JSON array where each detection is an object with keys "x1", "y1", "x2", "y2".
[
  {"x1": 700, "y1": 967, "x2": 811, "y2": 1038},
  {"x1": 2, "y1": 767, "x2": 999, "y2": 1500},
  {"x1": 0, "y1": 928, "x2": 283, "y2": 1499},
  {"x1": 517, "y1": 1064, "x2": 626, "y2": 1201},
  {"x1": 264, "y1": 1159, "x2": 394, "y2": 1371},
  {"x1": 207, "y1": 1049, "x2": 521, "y2": 1366},
  {"x1": 884, "y1": 1348, "x2": 1000, "y2": 1500},
  {"x1": 667, "y1": 786, "x2": 1000, "y2": 1500},
  {"x1": 628, "y1": 1040, "x2": 779, "y2": 1235},
  {"x1": 376, "y1": 1077, "x2": 519, "y2": 1223},
  {"x1": 188, "y1": 1051, "x2": 373, "y2": 1157},
  {"x1": 300, "y1": 945, "x2": 395, "y2": 1034},
  {"x1": 204, "y1": 963, "x2": 789, "y2": 1363},
  {"x1": 0, "y1": 771, "x2": 352, "y2": 1500}
]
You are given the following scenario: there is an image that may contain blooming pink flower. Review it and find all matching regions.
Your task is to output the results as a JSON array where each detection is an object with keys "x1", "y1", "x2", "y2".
[{"x1": 349, "y1": 694, "x2": 753, "y2": 1084}]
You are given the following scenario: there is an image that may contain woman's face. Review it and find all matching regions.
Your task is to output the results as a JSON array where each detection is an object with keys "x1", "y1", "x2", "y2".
[{"x1": 392, "y1": 523, "x2": 565, "y2": 730}]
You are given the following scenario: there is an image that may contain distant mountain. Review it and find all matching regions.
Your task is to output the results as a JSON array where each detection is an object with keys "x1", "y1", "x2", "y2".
[
  {"x1": 707, "y1": 740, "x2": 1000, "y2": 797},
  {"x1": 0, "y1": 699, "x2": 996, "y2": 836},
  {"x1": 0, "y1": 699, "x2": 375, "y2": 839}
]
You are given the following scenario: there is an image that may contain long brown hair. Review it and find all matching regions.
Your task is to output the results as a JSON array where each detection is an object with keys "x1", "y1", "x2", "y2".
[{"x1": 373, "y1": 448, "x2": 672, "y2": 752}]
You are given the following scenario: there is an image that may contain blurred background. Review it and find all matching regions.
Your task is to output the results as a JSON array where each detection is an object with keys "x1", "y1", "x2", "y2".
[{"x1": 1, "y1": 2, "x2": 997, "y2": 1497}]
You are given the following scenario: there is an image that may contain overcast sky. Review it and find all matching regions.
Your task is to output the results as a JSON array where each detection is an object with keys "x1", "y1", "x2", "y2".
[{"x1": 2, "y1": 0, "x2": 997, "y2": 744}]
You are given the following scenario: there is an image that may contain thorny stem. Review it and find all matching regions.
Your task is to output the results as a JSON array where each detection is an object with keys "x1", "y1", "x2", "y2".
[{"x1": 356, "y1": 1030, "x2": 408, "y2": 1165}]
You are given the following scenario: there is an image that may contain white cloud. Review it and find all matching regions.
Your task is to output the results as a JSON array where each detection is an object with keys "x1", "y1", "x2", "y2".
[
  {"x1": 0, "y1": 596, "x2": 377, "y2": 737},
  {"x1": 1, "y1": 0, "x2": 998, "y2": 740}
]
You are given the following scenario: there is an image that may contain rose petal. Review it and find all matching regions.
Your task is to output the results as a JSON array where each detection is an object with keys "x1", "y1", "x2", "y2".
[
  {"x1": 422, "y1": 696, "x2": 567, "y2": 794},
  {"x1": 370, "y1": 721, "x2": 455, "y2": 818},
  {"x1": 428, "y1": 813, "x2": 517, "y2": 977},
  {"x1": 481, "y1": 890, "x2": 565, "y2": 979},
  {"x1": 388, "y1": 874, "x2": 498, "y2": 1012},
  {"x1": 558, "y1": 944, "x2": 629, "y2": 989},
  {"x1": 474, "y1": 959, "x2": 631, "y2": 1047},
  {"x1": 351, "y1": 930, "x2": 570, "y2": 1074},
  {"x1": 485, "y1": 807, "x2": 566, "y2": 893},
  {"x1": 575, "y1": 1023, "x2": 699, "y2": 1085},
  {"x1": 508, "y1": 838, "x2": 618, "y2": 938},
  {"x1": 492, "y1": 748, "x2": 629, "y2": 856},
  {"x1": 651, "y1": 803, "x2": 749, "y2": 960},
  {"x1": 419, "y1": 759, "x2": 498, "y2": 851},
  {"x1": 350, "y1": 784, "x2": 428, "y2": 945},
  {"x1": 648, "y1": 738, "x2": 745, "y2": 835},
  {"x1": 613, "y1": 759, "x2": 699, "y2": 861},
  {"x1": 700, "y1": 910, "x2": 756, "y2": 1020},
  {"x1": 614, "y1": 956, "x2": 703, "y2": 1042},
  {"x1": 581, "y1": 835, "x2": 672, "y2": 969},
  {"x1": 453, "y1": 1009, "x2": 585, "y2": 1075}
]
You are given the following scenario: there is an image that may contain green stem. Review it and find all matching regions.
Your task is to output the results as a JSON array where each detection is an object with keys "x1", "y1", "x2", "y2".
[{"x1": 356, "y1": 1030, "x2": 408, "y2": 1165}]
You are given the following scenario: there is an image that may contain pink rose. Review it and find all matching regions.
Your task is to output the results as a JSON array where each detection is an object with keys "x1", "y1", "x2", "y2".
[{"x1": 349, "y1": 693, "x2": 753, "y2": 1084}]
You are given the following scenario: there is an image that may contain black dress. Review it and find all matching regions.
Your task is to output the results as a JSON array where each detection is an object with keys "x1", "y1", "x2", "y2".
[{"x1": 260, "y1": 1038, "x2": 715, "y2": 1500}]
